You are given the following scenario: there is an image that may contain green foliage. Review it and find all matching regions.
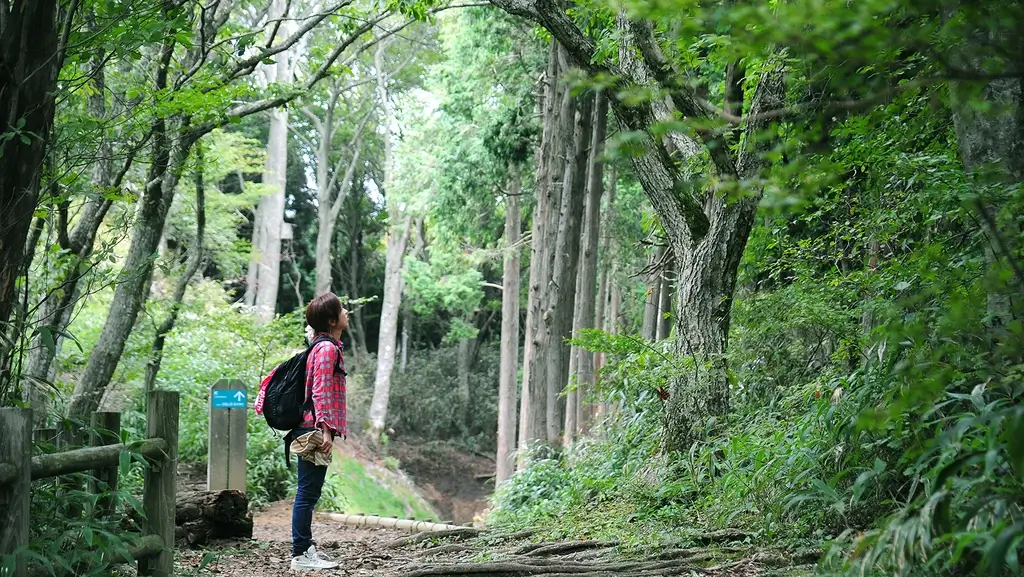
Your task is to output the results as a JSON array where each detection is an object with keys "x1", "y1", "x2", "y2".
[
  {"x1": 491, "y1": 61, "x2": 1024, "y2": 573},
  {"x1": 13, "y1": 431, "x2": 157, "y2": 576},
  {"x1": 59, "y1": 281, "x2": 305, "y2": 509},
  {"x1": 388, "y1": 344, "x2": 501, "y2": 452}
]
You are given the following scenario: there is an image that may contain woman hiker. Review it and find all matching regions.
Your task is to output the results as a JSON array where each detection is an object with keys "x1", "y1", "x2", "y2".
[{"x1": 290, "y1": 292, "x2": 349, "y2": 571}]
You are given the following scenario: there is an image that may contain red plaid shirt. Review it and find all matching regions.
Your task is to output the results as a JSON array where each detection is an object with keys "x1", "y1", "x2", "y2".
[{"x1": 301, "y1": 334, "x2": 347, "y2": 439}]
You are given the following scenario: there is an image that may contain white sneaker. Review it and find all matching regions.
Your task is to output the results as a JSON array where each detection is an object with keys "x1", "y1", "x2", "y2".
[{"x1": 291, "y1": 545, "x2": 340, "y2": 571}]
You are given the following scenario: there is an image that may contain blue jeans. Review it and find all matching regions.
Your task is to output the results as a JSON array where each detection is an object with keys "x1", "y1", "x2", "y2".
[{"x1": 291, "y1": 430, "x2": 328, "y2": 557}]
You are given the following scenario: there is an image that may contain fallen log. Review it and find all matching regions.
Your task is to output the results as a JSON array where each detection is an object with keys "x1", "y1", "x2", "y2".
[{"x1": 175, "y1": 490, "x2": 252, "y2": 546}]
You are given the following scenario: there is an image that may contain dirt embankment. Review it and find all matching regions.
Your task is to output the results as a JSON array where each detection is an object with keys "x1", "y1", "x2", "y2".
[{"x1": 385, "y1": 440, "x2": 494, "y2": 525}]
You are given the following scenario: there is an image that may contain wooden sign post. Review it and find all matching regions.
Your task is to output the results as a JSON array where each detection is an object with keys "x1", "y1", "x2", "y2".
[{"x1": 208, "y1": 379, "x2": 247, "y2": 493}]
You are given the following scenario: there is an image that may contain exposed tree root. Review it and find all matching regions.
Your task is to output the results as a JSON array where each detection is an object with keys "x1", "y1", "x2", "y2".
[
  {"x1": 387, "y1": 527, "x2": 483, "y2": 549},
  {"x1": 519, "y1": 540, "x2": 617, "y2": 557},
  {"x1": 683, "y1": 529, "x2": 754, "y2": 545},
  {"x1": 398, "y1": 558, "x2": 698, "y2": 577},
  {"x1": 650, "y1": 546, "x2": 747, "y2": 561},
  {"x1": 413, "y1": 543, "x2": 475, "y2": 558}
]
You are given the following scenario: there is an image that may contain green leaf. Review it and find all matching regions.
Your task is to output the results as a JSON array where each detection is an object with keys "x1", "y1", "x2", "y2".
[
  {"x1": 119, "y1": 449, "x2": 131, "y2": 476},
  {"x1": 983, "y1": 522, "x2": 1024, "y2": 577},
  {"x1": 199, "y1": 552, "x2": 218, "y2": 570},
  {"x1": 35, "y1": 326, "x2": 56, "y2": 356}
]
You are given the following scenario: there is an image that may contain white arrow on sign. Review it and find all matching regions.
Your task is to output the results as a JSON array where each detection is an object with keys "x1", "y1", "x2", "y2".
[{"x1": 234, "y1": 391, "x2": 245, "y2": 401}]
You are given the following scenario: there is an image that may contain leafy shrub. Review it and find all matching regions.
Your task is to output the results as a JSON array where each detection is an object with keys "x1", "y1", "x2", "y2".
[
  {"x1": 59, "y1": 281, "x2": 307, "y2": 509},
  {"x1": 387, "y1": 343, "x2": 501, "y2": 452}
]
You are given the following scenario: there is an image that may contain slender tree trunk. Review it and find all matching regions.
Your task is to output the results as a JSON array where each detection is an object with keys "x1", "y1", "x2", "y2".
[
  {"x1": 574, "y1": 92, "x2": 607, "y2": 437},
  {"x1": 656, "y1": 256, "x2": 674, "y2": 340},
  {"x1": 144, "y1": 145, "x2": 206, "y2": 395},
  {"x1": 69, "y1": 135, "x2": 195, "y2": 419},
  {"x1": 497, "y1": 165, "x2": 522, "y2": 484},
  {"x1": 543, "y1": 89, "x2": 593, "y2": 445},
  {"x1": 26, "y1": 48, "x2": 117, "y2": 422},
  {"x1": 366, "y1": 215, "x2": 412, "y2": 442},
  {"x1": 563, "y1": 284, "x2": 580, "y2": 446},
  {"x1": 593, "y1": 168, "x2": 615, "y2": 376},
  {"x1": 348, "y1": 200, "x2": 368, "y2": 357},
  {"x1": 860, "y1": 236, "x2": 880, "y2": 367},
  {"x1": 400, "y1": 308, "x2": 410, "y2": 373},
  {"x1": 252, "y1": 107, "x2": 288, "y2": 320},
  {"x1": 0, "y1": 1, "x2": 64, "y2": 402},
  {"x1": 247, "y1": 0, "x2": 293, "y2": 319},
  {"x1": 457, "y1": 330, "x2": 471, "y2": 427},
  {"x1": 313, "y1": 112, "x2": 334, "y2": 295},
  {"x1": 518, "y1": 40, "x2": 560, "y2": 462},
  {"x1": 642, "y1": 246, "x2": 664, "y2": 340},
  {"x1": 948, "y1": 51, "x2": 1022, "y2": 324}
]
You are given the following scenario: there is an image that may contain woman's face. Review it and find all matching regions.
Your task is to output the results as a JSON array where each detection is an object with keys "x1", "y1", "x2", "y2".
[{"x1": 335, "y1": 307, "x2": 349, "y2": 333}]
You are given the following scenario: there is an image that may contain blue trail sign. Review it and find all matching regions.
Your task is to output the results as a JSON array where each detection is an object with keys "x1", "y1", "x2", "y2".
[{"x1": 211, "y1": 389, "x2": 246, "y2": 409}]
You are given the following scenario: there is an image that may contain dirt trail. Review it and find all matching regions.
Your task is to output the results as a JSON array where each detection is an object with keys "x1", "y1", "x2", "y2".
[
  {"x1": 175, "y1": 501, "x2": 813, "y2": 577},
  {"x1": 175, "y1": 500, "x2": 420, "y2": 576}
]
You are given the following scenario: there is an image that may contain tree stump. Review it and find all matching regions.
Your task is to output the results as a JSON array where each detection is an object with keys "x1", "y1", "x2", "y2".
[{"x1": 174, "y1": 490, "x2": 253, "y2": 546}]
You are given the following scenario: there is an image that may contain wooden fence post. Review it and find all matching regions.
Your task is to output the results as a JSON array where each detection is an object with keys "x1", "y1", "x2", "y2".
[
  {"x1": 139, "y1": 391, "x2": 178, "y2": 577},
  {"x1": 89, "y1": 412, "x2": 121, "y2": 517},
  {"x1": 0, "y1": 408, "x2": 32, "y2": 577}
]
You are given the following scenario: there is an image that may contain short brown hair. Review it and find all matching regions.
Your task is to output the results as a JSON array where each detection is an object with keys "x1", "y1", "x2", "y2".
[{"x1": 306, "y1": 292, "x2": 343, "y2": 333}]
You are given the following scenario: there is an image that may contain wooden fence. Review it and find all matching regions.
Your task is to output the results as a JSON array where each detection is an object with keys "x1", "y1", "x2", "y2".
[{"x1": 0, "y1": 391, "x2": 179, "y2": 577}]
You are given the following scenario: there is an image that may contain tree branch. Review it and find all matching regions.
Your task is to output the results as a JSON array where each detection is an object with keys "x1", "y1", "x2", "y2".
[
  {"x1": 629, "y1": 19, "x2": 737, "y2": 177},
  {"x1": 225, "y1": 0, "x2": 355, "y2": 83},
  {"x1": 326, "y1": 105, "x2": 374, "y2": 196},
  {"x1": 329, "y1": 145, "x2": 363, "y2": 222},
  {"x1": 700, "y1": 76, "x2": 932, "y2": 126}
]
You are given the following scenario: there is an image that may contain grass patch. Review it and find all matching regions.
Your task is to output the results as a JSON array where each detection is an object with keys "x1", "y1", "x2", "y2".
[{"x1": 318, "y1": 451, "x2": 437, "y2": 520}]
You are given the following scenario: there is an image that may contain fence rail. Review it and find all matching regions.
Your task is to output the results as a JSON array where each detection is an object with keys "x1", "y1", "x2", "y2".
[{"x1": 0, "y1": 391, "x2": 179, "y2": 577}]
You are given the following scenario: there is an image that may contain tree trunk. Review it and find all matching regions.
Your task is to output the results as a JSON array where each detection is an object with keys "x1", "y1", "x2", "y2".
[
  {"x1": 642, "y1": 246, "x2": 664, "y2": 341},
  {"x1": 496, "y1": 165, "x2": 522, "y2": 485},
  {"x1": 175, "y1": 490, "x2": 253, "y2": 545},
  {"x1": 251, "y1": 105, "x2": 288, "y2": 321},
  {"x1": 593, "y1": 168, "x2": 616, "y2": 376},
  {"x1": 0, "y1": 1, "x2": 63, "y2": 402},
  {"x1": 563, "y1": 293, "x2": 580, "y2": 447},
  {"x1": 574, "y1": 92, "x2": 607, "y2": 437},
  {"x1": 457, "y1": 332, "x2": 471, "y2": 427},
  {"x1": 366, "y1": 215, "x2": 412, "y2": 443},
  {"x1": 69, "y1": 136, "x2": 194, "y2": 419},
  {"x1": 27, "y1": 52, "x2": 121, "y2": 423},
  {"x1": 518, "y1": 40, "x2": 560, "y2": 462},
  {"x1": 400, "y1": 308, "x2": 410, "y2": 373},
  {"x1": 348, "y1": 203, "x2": 368, "y2": 356},
  {"x1": 247, "y1": 0, "x2": 293, "y2": 319},
  {"x1": 656, "y1": 256, "x2": 674, "y2": 340},
  {"x1": 664, "y1": 197, "x2": 756, "y2": 451},
  {"x1": 948, "y1": 60, "x2": 1022, "y2": 324},
  {"x1": 144, "y1": 146, "x2": 207, "y2": 395},
  {"x1": 543, "y1": 89, "x2": 593, "y2": 445}
]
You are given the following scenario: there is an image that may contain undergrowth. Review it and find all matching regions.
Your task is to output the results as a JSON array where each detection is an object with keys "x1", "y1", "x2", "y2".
[{"x1": 491, "y1": 279, "x2": 1024, "y2": 575}]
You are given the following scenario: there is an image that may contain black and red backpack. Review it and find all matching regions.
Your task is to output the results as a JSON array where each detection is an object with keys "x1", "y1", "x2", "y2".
[{"x1": 260, "y1": 335, "x2": 344, "y2": 465}]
